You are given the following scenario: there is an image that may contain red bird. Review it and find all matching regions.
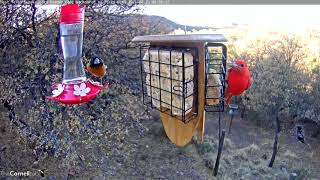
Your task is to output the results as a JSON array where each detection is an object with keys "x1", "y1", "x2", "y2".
[{"x1": 225, "y1": 59, "x2": 251, "y2": 104}]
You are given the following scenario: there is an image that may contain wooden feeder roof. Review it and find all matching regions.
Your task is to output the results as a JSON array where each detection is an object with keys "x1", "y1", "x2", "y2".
[{"x1": 132, "y1": 34, "x2": 227, "y2": 43}]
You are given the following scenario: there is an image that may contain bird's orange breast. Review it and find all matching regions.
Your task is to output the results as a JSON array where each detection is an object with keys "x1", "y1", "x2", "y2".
[{"x1": 86, "y1": 64, "x2": 106, "y2": 78}]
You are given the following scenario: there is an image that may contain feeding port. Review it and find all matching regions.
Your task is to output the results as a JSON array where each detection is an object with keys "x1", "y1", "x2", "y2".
[{"x1": 46, "y1": 4, "x2": 108, "y2": 105}]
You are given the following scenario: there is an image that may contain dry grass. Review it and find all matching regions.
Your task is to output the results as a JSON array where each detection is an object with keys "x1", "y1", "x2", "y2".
[{"x1": 195, "y1": 134, "x2": 315, "y2": 179}]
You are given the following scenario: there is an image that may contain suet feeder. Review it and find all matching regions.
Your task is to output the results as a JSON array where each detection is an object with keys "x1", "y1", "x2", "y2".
[
  {"x1": 132, "y1": 34, "x2": 227, "y2": 146},
  {"x1": 47, "y1": 4, "x2": 108, "y2": 104}
]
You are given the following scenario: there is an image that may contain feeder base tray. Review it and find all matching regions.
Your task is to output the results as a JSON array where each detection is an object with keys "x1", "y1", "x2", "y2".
[{"x1": 46, "y1": 79, "x2": 109, "y2": 105}]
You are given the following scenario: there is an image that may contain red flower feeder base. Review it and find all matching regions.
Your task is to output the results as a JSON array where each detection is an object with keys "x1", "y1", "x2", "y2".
[{"x1": 46, "y1": 80, "x2": 109, "y2": 105}]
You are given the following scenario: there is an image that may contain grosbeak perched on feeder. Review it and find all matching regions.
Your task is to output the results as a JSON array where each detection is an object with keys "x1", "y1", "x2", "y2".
[
  {"x1": 86, "y1": 57, "x2": 107, "y2": 84},
  {"x1": 225, "y1": 59, "x2": 251, "y2": 104}
]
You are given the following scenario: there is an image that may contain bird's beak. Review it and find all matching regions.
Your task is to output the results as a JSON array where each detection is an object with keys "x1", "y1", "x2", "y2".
[{"x1": 230, "y1": 60, "x2": 239, "y2": 69}]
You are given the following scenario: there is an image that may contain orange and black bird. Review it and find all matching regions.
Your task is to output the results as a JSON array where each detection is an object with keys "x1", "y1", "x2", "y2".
[{"x1": 86, "y1": 57, "x2": 107, "y2": 84}]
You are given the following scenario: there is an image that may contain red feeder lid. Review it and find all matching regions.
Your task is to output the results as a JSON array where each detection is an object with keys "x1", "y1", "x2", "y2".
[
  {"x1": 60, "y1": 4, "x2": 85, "y2": 24},
  {"x1": 46, "y1": 80, "x2": 109, "y2": 105}
]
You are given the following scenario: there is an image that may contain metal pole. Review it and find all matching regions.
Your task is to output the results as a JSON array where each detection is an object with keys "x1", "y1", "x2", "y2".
[
  {"x1": 218, "y1": 111, "x2": 221, "y2": 138},
  {"x1": 214, "y1": 129, "x2": 226, "y2": 176},
  {"x1": 228, "y1": 113, "x2": 234, "y2": 134}
]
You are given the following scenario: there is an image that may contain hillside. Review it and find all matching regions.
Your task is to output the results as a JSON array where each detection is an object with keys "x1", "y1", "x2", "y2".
[
  {"x1": 136, "y1": 14, "x2": 214, "y2": 32},
  {"x1": 1, "y1": 3, "x2": 320, "y2": 179}
]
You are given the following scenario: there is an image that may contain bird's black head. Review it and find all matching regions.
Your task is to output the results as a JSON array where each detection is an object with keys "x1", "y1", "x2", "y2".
[{"x1": 90, "y1": 57, "x2": 104, "y2": 67}]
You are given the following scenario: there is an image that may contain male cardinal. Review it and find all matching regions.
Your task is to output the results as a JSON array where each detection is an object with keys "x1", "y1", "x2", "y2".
[
  {"x1": 225, "y1": 59, "x2": 251, "y2": 104},
  {"x1": 86, "y1": 57, "x2": 107, "y2": 83}
]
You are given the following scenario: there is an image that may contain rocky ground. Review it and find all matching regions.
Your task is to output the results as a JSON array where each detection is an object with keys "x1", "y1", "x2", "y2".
[
  {"x1": 204, "y1": 112, "x2": 320, "y2": 179},
  {"x1": 1, "y1": 97, "x2": 320, "y2": 179}
]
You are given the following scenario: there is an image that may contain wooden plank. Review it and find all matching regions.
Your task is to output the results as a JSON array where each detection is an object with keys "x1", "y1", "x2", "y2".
[
  {"x1": 150, "y1": 42, "x2": 206, "y2": 146},
  {"x1": 132, "y1": 34, "x2": 227, "y2": 43},
  {"x1": 195, "y1": 43, "x2": 206, "y2": 144},
  {"x1": 160, "y1": 110, "x2": 198, "y2": 147}
]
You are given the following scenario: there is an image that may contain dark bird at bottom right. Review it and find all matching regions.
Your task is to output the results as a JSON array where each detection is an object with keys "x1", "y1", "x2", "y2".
[{"x1": 296, "y1": 126, "x2": 305, "y2": 143}]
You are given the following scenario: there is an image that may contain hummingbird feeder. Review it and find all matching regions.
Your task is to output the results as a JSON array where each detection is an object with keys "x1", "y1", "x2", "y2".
[
  {"x1": 132, "y1": 34, "x2": 227, "y2": 146},
  {"x1": 47, "y1": 4, "x2": 108, "y2": 105}
]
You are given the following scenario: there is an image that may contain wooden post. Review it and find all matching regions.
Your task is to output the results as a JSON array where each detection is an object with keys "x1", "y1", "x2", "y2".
[
  {"x1": 196, "y1": 43, "x2": 206, "y2": 144},
  {"x1": 268, "y1": 115, "x2": 280, "y2": 167},
  {"x1": 214, "y1": 129, "x2": 226, "y2": 176}
]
